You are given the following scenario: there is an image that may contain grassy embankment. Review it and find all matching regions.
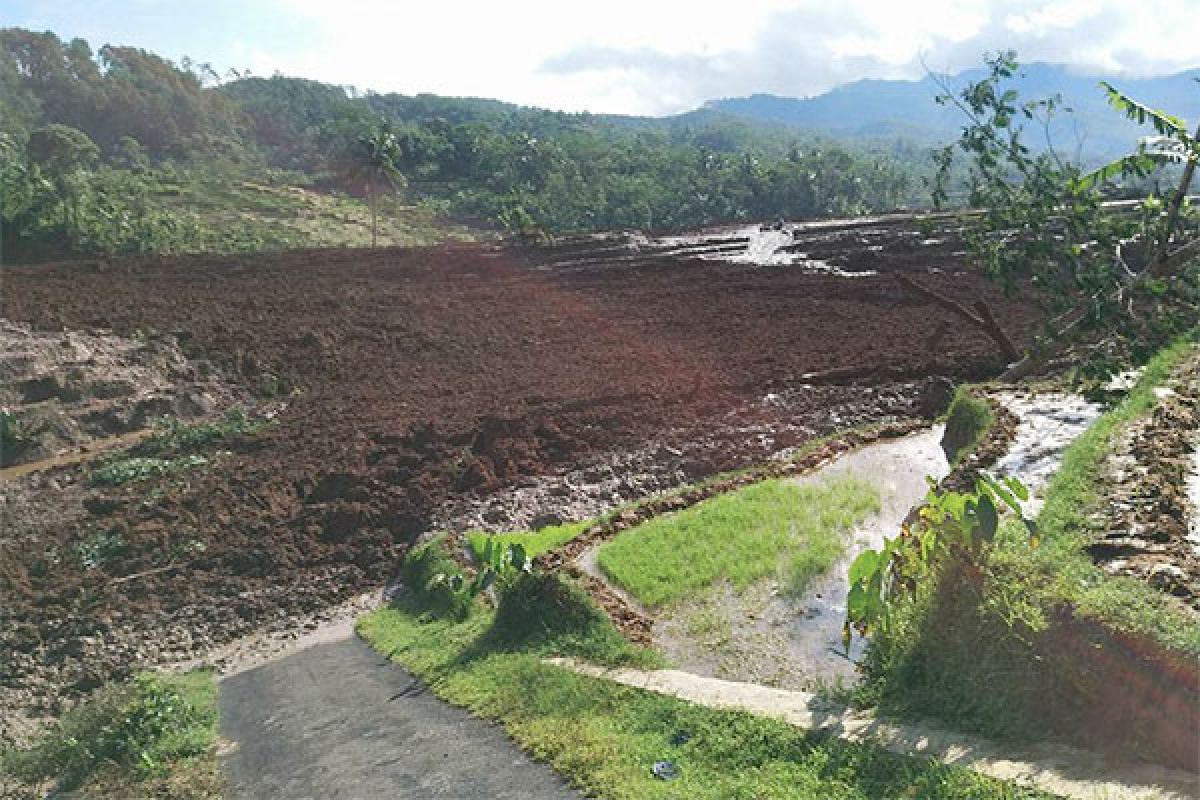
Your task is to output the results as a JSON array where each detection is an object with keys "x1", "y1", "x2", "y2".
[
  {"x1": 1, "y1": 671, "x2": 220, "y2": 799},
  {"x1": 861, "y1": 333, "x2": 1200, "y2": 742},
  {"x1": 360, "y1": 538, "x2": 1053, "y2": 800}
]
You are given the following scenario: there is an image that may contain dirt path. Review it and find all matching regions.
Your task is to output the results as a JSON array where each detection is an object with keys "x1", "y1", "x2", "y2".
[
  {"x1": 218, "y1": 626, "x2": 580, "y2": 800},
  {"x1": 545, "y1": 658, "x2": 1199, "y2": 800}
]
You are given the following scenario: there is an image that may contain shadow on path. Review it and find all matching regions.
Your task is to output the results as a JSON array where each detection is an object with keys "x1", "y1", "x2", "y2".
[{"x1": 219, "y1": 634, "x2": 580, "y2": 799}]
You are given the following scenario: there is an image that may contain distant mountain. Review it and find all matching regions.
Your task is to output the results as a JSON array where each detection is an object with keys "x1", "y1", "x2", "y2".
[{"x1": 706, "y1": 63, "x2": 1200, "y2": 163}]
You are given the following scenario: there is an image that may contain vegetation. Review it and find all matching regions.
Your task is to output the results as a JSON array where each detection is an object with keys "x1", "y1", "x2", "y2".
[
  {"x1": 359, "y1": 577, "x2": 1052, "y2": 799},
  {"x1": 466, "y1": 520, "x2": 591, "y2": 563},
  {"x1": 0, "y1": 27, "x2": 928, "y2": 262},
  {"x1": 1, "y1": 670, "x2": 220, "y2": 798},
  {"x1": 931, "y1": 52, "x2": 1199, "y2": 377},
  {"x1": 597, "y1": 477, "x2": 879, "y2": 607},
  {"x1": 86, "y1": 409, "x2": 265, "y2": 486},
  {"x1": 853, "y1": 334, "x2": 1199, "y2": 747},
  {"x1": 940, "y1": 386, "x2": 995, "y2": 464}
]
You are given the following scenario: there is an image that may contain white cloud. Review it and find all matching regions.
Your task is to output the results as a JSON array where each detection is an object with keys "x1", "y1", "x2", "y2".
[{"x1": 253, "y1": 0, "x2": 1200, "y2": 114}]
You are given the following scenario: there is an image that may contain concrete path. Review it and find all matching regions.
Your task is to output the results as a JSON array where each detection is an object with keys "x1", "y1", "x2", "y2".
[
  {"x1": 546, "y1": 658, "x2": 1199, "y2": 800},
  {"x1": 218, "y1": 631, "x2": 580, "y2": 800}
]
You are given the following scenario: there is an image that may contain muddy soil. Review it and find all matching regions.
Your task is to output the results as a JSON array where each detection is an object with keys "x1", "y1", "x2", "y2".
[
  {"x1": 0, "y1": 237, "x2": 1040, "y2": 743},
  {"x1": 1093, "y1": 348, "x2": 1200, "y2": 607}
]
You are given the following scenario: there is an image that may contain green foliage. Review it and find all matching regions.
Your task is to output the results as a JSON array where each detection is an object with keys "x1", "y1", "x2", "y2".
[
  {"x1": 0, "y1": 407, "x2": 46, "y2": 465},
  {"x1": 88, "y1": 454, "x2": 208, "y2": 487},
  {"x1": 0, "y1": 26, "x2": 930, "y2": 261},
  {"x1": 75, "y1": 531, "x2": 130, "y2": 569},
  {"x1": 597, "y1": 477, "x2": 880, "y2": 608},
  {"x1": 933, "y1": 52, "x2": 1198, "y2": 368},
  {"x1": 844, "y1": 476, "x2": 1033, "y2": 649},
  {"x1": 357, "y1": 598, "x2": 1052, "y2": 799},
  {"x1": 465, "y1": 520, "x2": 590, "y2": 563},
  {"x1": 2, "y1": 671, "x2": 218, "y2": 793},
  {"x1": 396, "y1": 537, "x2": 475, "y2": 621},
  {"x1": 135, "y1": 409, "x2": 261, "y2": 457},
  {"x1": 940, "y1": 386, "x2": 995, "y2": 464}
]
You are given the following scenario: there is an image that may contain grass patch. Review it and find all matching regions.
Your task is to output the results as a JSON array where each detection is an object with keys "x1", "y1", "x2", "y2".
[
  {"x1": 940, "y1": 386, "x2": 994, "y2": 464},
  {"x1": 1, "y1": 670, "x2": 220, "y2": 798},
  {"x1": 596, "y1": 477, "x2": 879, "y2": 607},
  {"x1": 466, "y1": 520, "x2": 592, "y2": 562},
  {"x1": 358, "y1": 587, "x2": 1052, "y2": 799}
]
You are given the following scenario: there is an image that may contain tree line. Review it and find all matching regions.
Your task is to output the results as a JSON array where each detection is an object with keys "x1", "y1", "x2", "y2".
[{"x1": 0, "y1": 27, "x2": 926, "y2": 260}]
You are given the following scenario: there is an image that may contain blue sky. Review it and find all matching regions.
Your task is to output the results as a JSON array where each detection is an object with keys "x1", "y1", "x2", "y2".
[{"x1": 3, "y1": 0, "x2": 1199, "y2": 115}]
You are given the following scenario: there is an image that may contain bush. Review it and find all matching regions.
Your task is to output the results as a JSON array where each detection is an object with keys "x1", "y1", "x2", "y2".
[
  {"x1": 940, "y1": 386, "x2": 994, "y2": 464},
  {"x1": 396, "y1": 537, "x2": 474, "y2": 620}
]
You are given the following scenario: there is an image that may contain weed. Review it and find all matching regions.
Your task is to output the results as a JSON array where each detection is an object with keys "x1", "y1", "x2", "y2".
[
  {"x1": 465, "y1": 520, "x2": 590, "y2": 562},
  {"x1": 2, "y1": 671, "x2": 218, "y2": 796},
  {"x1": 76, "y1": 531, "x2": 130, "y2": 568},
  {"x1": 89, "y1": 455, "x2": 208, "y2": 487}
]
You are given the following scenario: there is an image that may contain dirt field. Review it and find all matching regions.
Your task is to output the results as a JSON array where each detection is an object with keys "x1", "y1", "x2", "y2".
[{"x1": 0, "y1": 230, "x2": 1042, "y2": 738}]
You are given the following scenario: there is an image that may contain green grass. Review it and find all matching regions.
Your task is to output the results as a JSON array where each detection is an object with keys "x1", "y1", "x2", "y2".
[
  {"x1": 466, "y1": 520, "x2": 592, "y2": 562},
  {"x1": 1, "y1": 670, "x2": 220, "y2": 798},
  {"x1": 596, "y1": 477, "x2": 880, "y2": 607},
  {"x1": 941, "y1": 386, "x2": 995, "y2": 464},
  {"x1": 357, "y1": 588, "x2": 1052, "y2": 800}
]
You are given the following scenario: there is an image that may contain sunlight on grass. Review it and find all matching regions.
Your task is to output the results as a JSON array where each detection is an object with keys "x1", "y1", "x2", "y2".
[
  {"x1": 357, "y1": 593, "x2": 1052, "y2": 800},
  {"x1": 596, "y1": 477, "x2": 880, "y2": 608},
  {"x1": 466, "y1": 520, "x2": 592, "y2": 562}
]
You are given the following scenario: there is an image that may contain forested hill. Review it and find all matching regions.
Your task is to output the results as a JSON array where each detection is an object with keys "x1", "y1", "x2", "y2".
[
  {"x1": 709, "y1": 63, "x2": 1200, "y2": 162},
  {"x1": 0, "y1": 27, "x2": 933, "y2": 260}
]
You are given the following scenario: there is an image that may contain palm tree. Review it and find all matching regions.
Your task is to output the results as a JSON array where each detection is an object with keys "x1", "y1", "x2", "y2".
[{"x1": 346, "y1": 121, "x2": 405, "y2": 247}]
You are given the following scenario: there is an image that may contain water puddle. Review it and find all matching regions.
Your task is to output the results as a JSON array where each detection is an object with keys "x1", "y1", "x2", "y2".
[{"x1": 988, "y1": 392, "x2": 1104, "y2": 514}]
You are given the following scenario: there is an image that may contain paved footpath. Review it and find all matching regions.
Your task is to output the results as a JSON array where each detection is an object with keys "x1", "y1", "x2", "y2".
[{"x1": 218, "y1": 632, "x2": 580, "y2": 800}]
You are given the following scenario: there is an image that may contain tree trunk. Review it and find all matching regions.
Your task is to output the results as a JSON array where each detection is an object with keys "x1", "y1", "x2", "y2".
[
  {"x1": 894, "y1": 274, "x2": 1022, "y2": 363},
  {"x1": 1151, "y1": 124, "x2": 1200, "y2": 276},
  {"x1": 369, "y1": 179, "x2": 378, "y2": 248}
]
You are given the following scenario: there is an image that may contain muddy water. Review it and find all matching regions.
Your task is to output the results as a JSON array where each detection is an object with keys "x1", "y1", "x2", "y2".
[
  {"x1": 988, "y1": 391, "x2": 1104, "y2": 514},
  {"x1": 650, "y1": 427, "x2": 950, "y2": 689}
]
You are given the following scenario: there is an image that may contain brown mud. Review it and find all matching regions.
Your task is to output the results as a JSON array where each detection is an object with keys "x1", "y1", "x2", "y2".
[{"x1": 0, "y1": 237, "x2": 1039, "y2": 742}]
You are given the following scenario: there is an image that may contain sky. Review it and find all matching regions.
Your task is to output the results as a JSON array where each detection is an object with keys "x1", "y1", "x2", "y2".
[{"x1": 3, "y1": 0, "x2": 1199, "y2": 116}]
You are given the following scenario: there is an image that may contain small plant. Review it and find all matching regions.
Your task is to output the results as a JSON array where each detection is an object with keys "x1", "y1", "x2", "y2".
[
  {"x1": 433, "y1": 538, "x2": 531, "y2": 601},
  {"x1": 89, "y1": 454, "x2": 208, "y2": 487},
  {"x1": 3, "y1": 671, "x2": 217, "y2": 793},
  {"x1": 844, "y1": 475, "x2": 1033, "y2": 648},
  {"x1": 76, "y1": 531, "x2": 130, "y2": 568},
  {"x1": 0, "y1": 407, "x2": 46, "y2": 465},
  {"x1": 137, "y1": 409, "x2": 261, "y2": 456}
]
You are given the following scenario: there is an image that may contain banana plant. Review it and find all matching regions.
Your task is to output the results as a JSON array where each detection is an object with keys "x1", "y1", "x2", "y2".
[{"x1": 843, "y1": 475, "x2": 1033, "y2": 649}]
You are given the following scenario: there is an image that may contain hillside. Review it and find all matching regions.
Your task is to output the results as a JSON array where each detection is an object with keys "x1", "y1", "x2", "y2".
[{"x1": 708, "y1": 63, "x2": 1200, "y2": 162}]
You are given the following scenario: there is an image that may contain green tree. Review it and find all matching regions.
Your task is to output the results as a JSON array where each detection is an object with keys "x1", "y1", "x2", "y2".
[
  {"x1": 343, "y1": 120, "x2": 405, "y2": 246},
  {"x1": 26, "y1": 123, "x2": 98, "y2": 246}
]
